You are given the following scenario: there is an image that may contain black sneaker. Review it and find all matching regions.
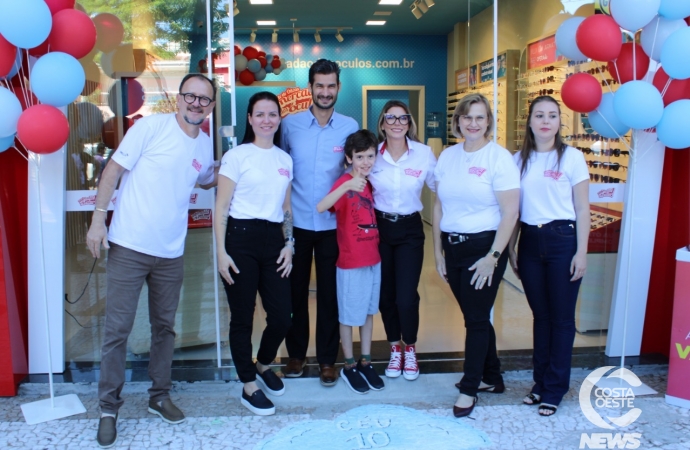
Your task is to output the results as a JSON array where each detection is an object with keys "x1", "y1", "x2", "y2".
[
  {"x1": 255, "y1": 364, "x2": 286, "y2": 396},
  {"x1": 357, "y1": 360, "x2": 385, "y2": 391},
  {"x1": 340, "y1": 366, "x2": 370, "y2": 394},
  {"x1": 96, "y1": 414, "x2": 117, "y2": 448},
  {"x1": 241, "y1": 388, "x2": 275, "y2": 416}
]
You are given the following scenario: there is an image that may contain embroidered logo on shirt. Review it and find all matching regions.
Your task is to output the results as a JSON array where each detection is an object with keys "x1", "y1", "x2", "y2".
[
  {"x1": 192, "y1": 159, "x2": 202, "y2": 172},
  {"x1": 333, "y1": 146, "x2": 344, "y2": 153},
  {"x1": 78, "y1": 195, "x2": 96, "y2": 206},
  {"x1": 405, "y1": 168, "x2": 422, "y2": 178},
  {"x1": 190, "y1": 193, "x2": 198, "y2": 204},
  {"x1": 278, "y1": 168, "x2": 290, "y2": 177},
  {"x1": 468, "y1": 167, "x2": 487, "y2": 177},
  {"x1": 544, "y1": 170, "x2": 563, "y2": 180},
  {"x1": 111, "y1": 196, "x2": 117, "y2": 205},
  {"x1": 598, "y1": 188, "x2": 615, "y2": 198}
]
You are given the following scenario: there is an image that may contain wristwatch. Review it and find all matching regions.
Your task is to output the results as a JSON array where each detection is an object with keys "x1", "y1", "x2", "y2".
[{"x1": 488, "y1": 249, "x2": 501, "y2": 259}]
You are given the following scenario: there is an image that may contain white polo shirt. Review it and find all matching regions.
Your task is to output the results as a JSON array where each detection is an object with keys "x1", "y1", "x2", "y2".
[
  {"x1": 219, "y1": 143, "x2": 293, "y2": 223},
  {"x1": 435, "y1": 141, "x2": 520, "y2": 233},
  {"x1": 368, "y1": 138, "x2": 437, "y2": 215},
  {"x1": 514, "y1": 146, "x2": 589, "y2": 225},
  {"x1": 108, "y1": 113, "x2": 215, "y2": 258}
]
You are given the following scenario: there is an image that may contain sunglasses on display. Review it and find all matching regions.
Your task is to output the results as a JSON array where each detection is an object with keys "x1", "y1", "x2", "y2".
[
  {"x1": 601, "y1": 79, "x2": 619, "y2": 87},
  {"x1": 180, "y1": 92, "x2": 213, "y2": 107},
  {"x1": 590, "y1": 173, "x2": 624, "y2": 183},
  {"x1": 586, "y1": 65, "x2": 608, "y2": 74},
  {"x1": 534, "y1": 65, "x2": 563, "y2": 73},
  {"x1": 529, "y1": 89, "x2": 560, "y2": 98},
  {"x1": 601, "y1": 149, "x2": 629, "y2": 157},
  {"x1": 384, "y1": 114, "x2": 411, "y2": 125}
]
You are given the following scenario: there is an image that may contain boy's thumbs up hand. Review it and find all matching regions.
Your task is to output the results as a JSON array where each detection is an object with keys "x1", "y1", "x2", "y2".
[{"x1": 346, "y1": 173, "x2": 367, "y2": 193}]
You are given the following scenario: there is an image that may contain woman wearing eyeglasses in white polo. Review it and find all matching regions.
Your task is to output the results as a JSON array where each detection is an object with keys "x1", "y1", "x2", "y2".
[
  {"x1": 367, "y1": 100, "x2": 436, "y2": 382},
  {"x1": 432, "y1": 93, "x2": 520, "y2": 418}
]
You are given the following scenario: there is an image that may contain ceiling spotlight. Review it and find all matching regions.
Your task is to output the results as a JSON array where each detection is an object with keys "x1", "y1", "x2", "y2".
[
  {"x1": 335, "y1": 29, "x2": 344, "y2": 42},
  {"x1": 314, "y1": 29, "x2": 321, "y2": 43},
  {"x1": 249, "y1": 29, "x2": 257, "y2": 43},
  {"x1": 293, "y1": 30, "x2": 299, "y2": 42},
  {"x1": 410, "y1": 3, "x2": 423, "y2": 19},
  {"x1": 272, "y1": 29, "x2": 278, "y2": 43},
  {"x1": 424, "y1": 0, "x2": 435, "y2": 7},
  {"x1": 233, "y1": 0, "x2": 239, "y2": 16},
  {"x1": 417, "y1": 0, "x2": 429, "y2": 13}
]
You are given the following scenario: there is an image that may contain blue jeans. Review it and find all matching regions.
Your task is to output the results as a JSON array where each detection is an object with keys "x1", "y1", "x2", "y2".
[{"x1": 517, "y1": 220, "x2": 583, "y2": 406}]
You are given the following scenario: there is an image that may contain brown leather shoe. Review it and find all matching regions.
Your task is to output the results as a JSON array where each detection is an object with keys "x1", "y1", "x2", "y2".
[
  {"x1": 319, "y1": 363, "x2": 338, "y2": 386},
  {"x1": 453, "y1": 396, "x2": 478, "y2": 418},
  {"x1": 283, "y1": 358, "x2": 306, "y2": 378}
]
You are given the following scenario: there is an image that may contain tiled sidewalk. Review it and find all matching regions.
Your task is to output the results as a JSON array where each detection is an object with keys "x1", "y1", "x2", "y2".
[{"x1": 1, "y1": 365, "x2": 688, "y2": 449}]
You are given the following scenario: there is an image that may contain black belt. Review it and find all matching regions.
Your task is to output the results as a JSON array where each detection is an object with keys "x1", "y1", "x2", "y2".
[
  {"x1": 442, "y1": 230, "x2": 495, "y2": 244},
  {"x1": 375, "y1": 210, "x2": 418, "y2": 223}
]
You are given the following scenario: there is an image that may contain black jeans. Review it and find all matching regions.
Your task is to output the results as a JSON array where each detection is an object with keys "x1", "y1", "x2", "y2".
[
  {"x1": 518, "y1": 220, "x2": 582, "y2": 406},
  {"x1": 442, "y1": 230, "x2": 508, "y2": 397},
  {"x1": 221, "y1": 218, "x2": 292, "y2": 383},
  {"x1": 378, "y1": 212, "x2": 425, "y2": 344},
  {"x1": 284, "y1": 227, "x2": 340, "y2": 364}
]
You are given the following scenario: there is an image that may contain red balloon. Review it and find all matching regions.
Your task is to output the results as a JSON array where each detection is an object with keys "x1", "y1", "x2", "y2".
[
  {"x1": 80, "y1": 59, "x2": 101, "y2": 96},
  {"x1": 93, "y1": 13, "x2": 125, "y2": 53},
  {"x1": 561, "y1": 73, "x2": 603, "y2": 113},
  {"x1": 271, "y1": 59, "x2": 281, "y2": 69},
  {"x1": 45, "y1": 0, "x2": 76, "y2": 16},
  {"x1": 576, "y1": 15, "x2": 622, "y2": 62},
  {"x1": 0, "y1": 34, "x2": 17, "y2": 78},
  {"x1": 686, "y1": 17, "x2": 690, "y2": 26},
  {"x1": 239, "y1": 69, "x2": 255, "y2": 85},
  {"x1": 234, "y1": 45, "x2": 241, "y2": 56},
  {"x1": 242, "y1": 46, "x2": 259, "y2": 60},
  {"x1": 258, "y1": 51, "x2": 266, "y2": 57},
  {"x1": 653, "y1": 67, "x2": 690, "y2": 106},
  {"x1": 49, "y1": 10, "x2": 97, "y2": 59},
  {"x1": 258, "y1": 56, "x2": 267, "y2": 68},
  {"x1": 28, "y1": 39, "x2": 50, "y2": 57},
  {"x1": 17, "y1": 105, "x2": 69, "y2": 154},
  {"x1": 108, "y1": 79, "x2": 145, "y2": 116},
  {"x1": 607, "y1": 43, "x2": 649, "y2": 84}
]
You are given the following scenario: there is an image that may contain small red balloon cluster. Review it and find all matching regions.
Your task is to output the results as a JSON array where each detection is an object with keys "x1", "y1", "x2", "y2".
[
  {"x1": 234, "y1": 45, "x2": 287, "y2": 86},
  {"x1": 555, "y1": 0, "x2": 690, "y2": 149}
]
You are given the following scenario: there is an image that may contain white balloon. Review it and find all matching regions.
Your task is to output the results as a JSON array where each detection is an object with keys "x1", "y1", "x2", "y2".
[
  {"x1": 611, "y1": 0, "x2": 660, "y2": 31},
  {"x1": 555, "y1": 17, "x2": 587, "y2": 61},
  {"x1": 273, "y1": 67, "x2": 282, "y2": 75},
  {"x1": 234, "y1": 54, "x2": 248, "y2": 71},
  {"x1": 641, "y1": 16, "x2": 688, "y2": 61}
]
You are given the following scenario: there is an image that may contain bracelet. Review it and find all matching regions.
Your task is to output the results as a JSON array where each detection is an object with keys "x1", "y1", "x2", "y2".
[{"x1": 94, "y1": 207, "x2": 108, "y2": 213}]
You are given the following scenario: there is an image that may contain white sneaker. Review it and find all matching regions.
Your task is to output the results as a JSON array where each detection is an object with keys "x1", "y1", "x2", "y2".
[
  {"x1": 403, "y1": 345, "x2": 419, "y2": 381},
  {"x1": 385, "y1": 344, "x2": 403, "y2": 378}
]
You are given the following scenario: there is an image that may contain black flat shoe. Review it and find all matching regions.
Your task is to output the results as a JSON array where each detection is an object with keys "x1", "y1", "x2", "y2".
[
  {"x1": 455, "y1": 381, "x2": 505, "y2": 393},
  {"x1": 523, "y1": 393, "x2": 541, "y2": 405},
  {"x1": 453, "y1": 396, "x2": 478, "y2": 418}
]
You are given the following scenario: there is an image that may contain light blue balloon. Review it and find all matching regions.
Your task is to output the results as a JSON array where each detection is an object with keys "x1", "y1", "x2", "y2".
[
  {"x1": 247, "y1": 58, "x2": 261, "y2": 73},
  {"x1": 556, "y1": 17, "x2": 587, "y2": 61},
  {"x1": 0, "y1": 86, "x2": 22, "y2": 137},
  {"x1": 613, "y1": 80, "x2": 664, "y2": 129},
  {"x1": 657, "y1": 100, "x2": 690, "y2": 149},
  {"x1": 589, "y1": 93, "x2": 630, "y2": 139},
  {"x1": 660, "y1": 27, "x2": 690, "y2": 80},
  {"x1": 659, "y1": 0, "x2": 690, "y2": 20},
  {"x1": 264, "y1": 62, "x2": 273, "y2": 74},
  {"x1": 31, "y1": 52, "x2": 85, "y2": 107},
  {"x1": 0, "y1": 0, "x2": 52, "y2": 49},
  {"x1": 0, "y1": 134, "x2": 15, "y2": 153},
  {"x1": 254, "y1": 68, "x2": 267, "y2": 81},
  {"x1": 641, "y1": 16, "x2": 687, "y2": 62},
  {"x1": 0, "y1": 50, "x2": 21, "y2": 81},
  {"x1": 611, "y1": 0, "x2": 660, "y2": 31}
]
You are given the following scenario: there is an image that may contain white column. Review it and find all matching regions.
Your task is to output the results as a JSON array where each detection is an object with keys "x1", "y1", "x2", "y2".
[{"x1": 606, "y1": 131, "x2": 665, "y2": 357}]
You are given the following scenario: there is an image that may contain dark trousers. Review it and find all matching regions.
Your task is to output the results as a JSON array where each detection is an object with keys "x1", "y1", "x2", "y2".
[
  {"x1": 285, "y1": 227, "x2": 340, "y2": 364},
  {"x1": 99, "y1": 243, "x2": 184, "y2": 414},
  {"x1": 517, "y1": 220, "x2": 582, "y2": 406},
  {"x1": 378, "y1": 212, "x2": 425, "y2": 344},
  {"x1": 222, "y1": 218, "x2": 292, "y2": 383},
  {"x1": 442, "y1": 231, "x2": 508, "y2": 397}
]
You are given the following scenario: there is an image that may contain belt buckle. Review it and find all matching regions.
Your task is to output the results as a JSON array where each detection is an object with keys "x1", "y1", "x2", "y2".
[
  {"x1": 385, "y1": 212, "x2": 398, "y2": 223},
  {"x1": 448, "y1": 233, "x2": 466, "y2": 244}
]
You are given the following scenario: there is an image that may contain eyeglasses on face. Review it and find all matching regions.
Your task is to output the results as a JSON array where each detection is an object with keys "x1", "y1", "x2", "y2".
[
  {"x1": 460, "y1": 115, "x2": 487, "y2": 124},
  {"x1": 384, "y1": 114, "x2": 411, "y2": 125},
  {"x1": 180, "y1": 92, "x2": 213, "y2": 107}
]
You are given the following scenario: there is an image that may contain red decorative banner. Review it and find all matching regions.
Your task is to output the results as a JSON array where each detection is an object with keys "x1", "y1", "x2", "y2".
[
  {"x1": 528, "y1": 35, "x2": 565, "y2": 70},
  {"x1": 277, "y1": 87, "x2": 312, "y2": 117}
]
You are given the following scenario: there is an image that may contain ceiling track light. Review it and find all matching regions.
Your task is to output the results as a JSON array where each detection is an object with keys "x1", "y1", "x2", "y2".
[
  {"x1": 233, "y1": 0, "x2": 239, "y2": 16},
  {"x1": 424, "y1": 0, "x2": 435, "y2": 7},
  {"x1": 417, "y1": 0, "x2": 429, "y2": 13},
  {"x1": 293, "y1": 30, "x2": 299, "y2": 42},
  {"x1": 271, "y1": 29, "x2": 278, "y2": 43},
  {"x1": 410, "y1": 3, "x2": 423, "y2": 19},
  {"x1": 314, "y1": 29, "x2": 321, "y2": 43},
  {"x1": 249, "y1": 29, "x2": 257, "y2": 43},
  {"x1": 335, "y1": 29, "x2": 344, "y2": 42}
]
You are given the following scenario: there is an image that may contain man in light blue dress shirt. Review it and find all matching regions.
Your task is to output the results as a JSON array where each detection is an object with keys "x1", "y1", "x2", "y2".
[{"x1": 280, "y1": 59, "x2": 359, "y2": 386}]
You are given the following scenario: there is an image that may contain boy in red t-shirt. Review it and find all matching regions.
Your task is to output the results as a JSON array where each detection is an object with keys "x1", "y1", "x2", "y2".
[{"x1": 316, "y1": 129, "x2": 384, "y2": 394}]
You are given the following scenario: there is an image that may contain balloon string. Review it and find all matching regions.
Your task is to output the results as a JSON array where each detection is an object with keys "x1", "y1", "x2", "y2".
[
  {"x1": 11, "y1": 141, "x2": 29, "y2": 162},
  {"x1": 632, "y1": 35, "x2": 637, "y2": 81},
  {"x1": 596, "y1": 64, "x2": 615, "y2": 95},
  {"x1": 649, "y1": 17, "x2": 660, "y2": 64},
  {"x1": 596, "y1": 110, "x2": 633, "y2": 154},
  {"x1": 660, "y1": 78, "x2": 672, "y2": 98},
  {"x1": 17, "y1": 50, "x2": 30, "y2": 109}
]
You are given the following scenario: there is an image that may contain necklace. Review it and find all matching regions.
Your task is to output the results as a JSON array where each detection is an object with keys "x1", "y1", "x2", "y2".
[{"x1": 463, "y1": 139, "x2": 488, "y2": 163}]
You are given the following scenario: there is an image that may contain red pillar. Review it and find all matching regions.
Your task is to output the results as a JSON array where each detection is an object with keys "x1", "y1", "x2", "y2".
[
  {"x1": 642, "y1": 148, "x2": 690, "y2": 356},
  {"x1": 0, "y1": 146, "x2": 29, "y2": 396}
]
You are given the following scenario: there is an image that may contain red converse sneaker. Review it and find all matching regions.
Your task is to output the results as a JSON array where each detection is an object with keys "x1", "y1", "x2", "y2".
[
  {"x1": 403, "y1": 345, "x2": 419, "y2": 381},
  {"x1": 385, "y1": 344, "x2": 403, "y2": 378}
]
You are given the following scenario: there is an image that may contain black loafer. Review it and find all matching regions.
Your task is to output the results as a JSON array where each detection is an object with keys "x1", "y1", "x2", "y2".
[
  {"x1": 256, "y1": 364, "x2": 285, "y2": 396},
  {"x1": 96, "y1": 414, "x2": 117, "y2": 448},
  {"x1": 241, "y1": 389, "x2": 275, "y2": 416}
]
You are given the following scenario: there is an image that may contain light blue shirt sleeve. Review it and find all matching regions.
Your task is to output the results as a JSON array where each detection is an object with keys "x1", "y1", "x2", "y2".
[{"x1": 282, "y1": 109, "x2": 359, "y2": 231}]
